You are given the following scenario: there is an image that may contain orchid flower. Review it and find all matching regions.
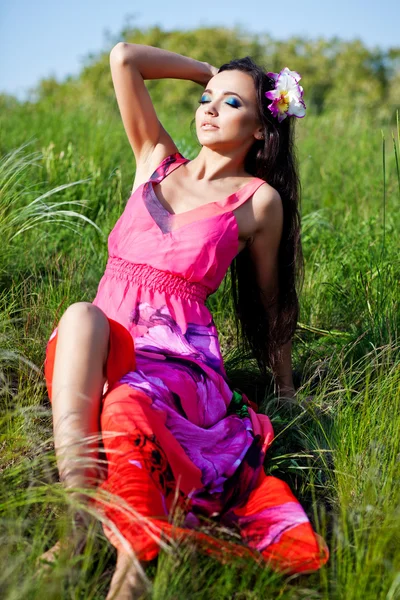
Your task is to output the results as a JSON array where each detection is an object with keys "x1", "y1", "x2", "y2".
[{"x1": 265, "y1": 67, "x2": 306, "y2": 123}]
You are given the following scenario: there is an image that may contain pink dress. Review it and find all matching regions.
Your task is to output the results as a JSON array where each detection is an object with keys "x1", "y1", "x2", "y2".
[{"x1": 44, "y1": 151, "x2": 329, "y2": 572}]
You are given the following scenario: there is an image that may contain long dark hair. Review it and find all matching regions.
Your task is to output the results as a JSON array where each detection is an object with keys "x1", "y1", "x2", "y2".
[{"x1": 218, "y1": 57, "x2": 305, "y2": 377}]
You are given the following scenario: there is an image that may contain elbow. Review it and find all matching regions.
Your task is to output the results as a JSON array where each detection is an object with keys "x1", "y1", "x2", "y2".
[
  {"x1": 110, "y1": 43, "x2": 130, "y2": 65},
  {"x1": 110, "y1": 42, "x2": 140, "y2": 66},
  {"x1": 110, "y1": 42, "x2": 125, "y2": 54}
]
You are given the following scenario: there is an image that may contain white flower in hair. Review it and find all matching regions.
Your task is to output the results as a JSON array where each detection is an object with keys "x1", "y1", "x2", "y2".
[{"x1": 265, "y1": 68, "x2": 306, "y2": 123}]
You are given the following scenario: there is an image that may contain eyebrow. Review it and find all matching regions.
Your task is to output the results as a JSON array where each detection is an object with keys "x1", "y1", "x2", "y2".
[{"x1": 202, "y1": 89, "x2": 245, "y2": 102}]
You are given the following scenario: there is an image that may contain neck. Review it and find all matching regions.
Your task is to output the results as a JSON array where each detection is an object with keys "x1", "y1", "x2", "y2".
[{"x1": 189, "y1": 147, "x2": 251, "y2": 182}]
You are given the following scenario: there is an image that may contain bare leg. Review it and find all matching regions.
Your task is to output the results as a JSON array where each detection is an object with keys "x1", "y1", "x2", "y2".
[
  {"x1": 39, "y1": 302, "x2": 111, "y2": 565},
  {"x1": 51, "y1": 302, "x2": 110, "y2": 490},
  {"x1": 106, "y1": 551, "x2": 150, "y2": 600}
]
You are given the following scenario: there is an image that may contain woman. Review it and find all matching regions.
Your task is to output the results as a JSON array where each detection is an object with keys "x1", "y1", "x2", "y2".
[{"x1": 42, "y1": 43, "x2": 329, "y2": 598}]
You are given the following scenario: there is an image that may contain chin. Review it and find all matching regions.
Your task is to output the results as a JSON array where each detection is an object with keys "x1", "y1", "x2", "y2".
[
  {"x1": 197, "y1": 132, "x2": 224, "y2": 147},
  {"x1": 198, "y1": 141, "x2": 222, "y2": 151}
]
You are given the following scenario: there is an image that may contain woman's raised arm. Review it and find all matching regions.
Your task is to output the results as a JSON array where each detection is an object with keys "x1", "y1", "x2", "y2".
[{"x1": 109, "y1": 42, "x2": 215, "y2": 170}]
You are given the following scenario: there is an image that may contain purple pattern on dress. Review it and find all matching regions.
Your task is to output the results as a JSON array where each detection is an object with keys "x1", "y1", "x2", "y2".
[
  {"x1": 120, "y1": 301, "x2": 265, "y2": 512},
  {"x1": 129, "y1": 301, "x2": 225, "y2": 375},
  {"x1": 143, "y1": 181, "x2": 172, "y2": 234},
  {"x1": 143, "y1": 153, "x2": 184, "y2": 233},
  {"x1": 233, "y1": 502, "x2": 310, "y2": 551}
]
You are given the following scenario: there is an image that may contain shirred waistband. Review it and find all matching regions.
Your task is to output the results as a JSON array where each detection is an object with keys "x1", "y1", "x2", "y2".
[{"x1": 104, "y1": 256, "x2": 212, "y2": 302}]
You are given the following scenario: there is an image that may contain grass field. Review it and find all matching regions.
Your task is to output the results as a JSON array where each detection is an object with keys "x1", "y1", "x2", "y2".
[{"x1": 0, "y1": 102, "x2": 399, "y2": 599}]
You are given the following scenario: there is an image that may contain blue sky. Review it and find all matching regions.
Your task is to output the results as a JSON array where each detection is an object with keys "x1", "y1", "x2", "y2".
[{"x1": 1, "y1": 0, "x2": 399, "y2": 102}]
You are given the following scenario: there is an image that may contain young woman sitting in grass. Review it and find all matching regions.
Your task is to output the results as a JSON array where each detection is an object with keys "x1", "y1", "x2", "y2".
[{"x1": 41, "y1": 43, "x2": 329, "y2": 599}]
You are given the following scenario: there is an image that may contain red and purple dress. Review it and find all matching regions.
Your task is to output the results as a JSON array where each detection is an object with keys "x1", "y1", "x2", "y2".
[{"x1": 44, "y1": 152, "x2": 329, "y2": 573}]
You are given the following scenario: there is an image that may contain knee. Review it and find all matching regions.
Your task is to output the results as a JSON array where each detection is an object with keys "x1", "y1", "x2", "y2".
[
  {"x1": 60, "y1": 301, "x2": 106, "y2": 322},
  {"x1": 58, "y1": 302, "x2": 110, "y2": 341}
]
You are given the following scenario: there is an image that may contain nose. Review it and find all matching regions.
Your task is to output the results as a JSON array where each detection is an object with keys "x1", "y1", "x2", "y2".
[{"x1": 204, "y1": 101, "x2": 217, "y2": 115}]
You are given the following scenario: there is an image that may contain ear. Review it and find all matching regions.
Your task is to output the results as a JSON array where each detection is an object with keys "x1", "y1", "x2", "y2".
[{"x1": 254, "y1": 128, "x2": 264, "y2": 141}]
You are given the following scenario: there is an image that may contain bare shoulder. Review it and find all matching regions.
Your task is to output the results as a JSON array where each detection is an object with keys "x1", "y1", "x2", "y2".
[{"x1": 252, "y1": 181, "x2": 283, "y2": 230}]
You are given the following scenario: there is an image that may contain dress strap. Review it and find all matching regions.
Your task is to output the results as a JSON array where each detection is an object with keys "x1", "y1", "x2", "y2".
[
  {"x1": 149, "y1": 152, "x2": 189, "y2": 184},
  {"x1": 223, "y1": 178, "x2": 267, "y2": 212}
]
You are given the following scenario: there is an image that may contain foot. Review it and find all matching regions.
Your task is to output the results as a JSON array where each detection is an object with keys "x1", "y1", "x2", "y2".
[
  {"x1": 36, "y1": 507, "x2": 91, "y2": 571},
  {"x1": 37, "y1": 539, "x2": 63, "y2": 570},
  {"x1": 106, "y1": 551, "x2": 149, "y2": 600}
]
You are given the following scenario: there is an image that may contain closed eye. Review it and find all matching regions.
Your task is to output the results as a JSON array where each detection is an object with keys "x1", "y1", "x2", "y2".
[{"x1": 198, "y1": 96, "x2": 240, "y2": 108}]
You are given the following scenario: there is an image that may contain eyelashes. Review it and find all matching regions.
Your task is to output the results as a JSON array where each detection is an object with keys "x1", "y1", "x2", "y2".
[{"x1": 198, "y1": 97, "x2": 240, "y2": 108}]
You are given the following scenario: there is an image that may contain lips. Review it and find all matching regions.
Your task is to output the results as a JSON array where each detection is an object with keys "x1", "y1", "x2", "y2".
[{"x1": 201, "y1": 121, "x2": 219, "y2": 128}]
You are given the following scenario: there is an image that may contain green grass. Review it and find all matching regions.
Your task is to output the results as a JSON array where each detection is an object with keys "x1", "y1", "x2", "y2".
[{"x1": 0, "y1": 102, "x2": 399, "y2": 599}]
